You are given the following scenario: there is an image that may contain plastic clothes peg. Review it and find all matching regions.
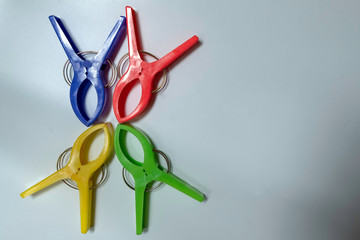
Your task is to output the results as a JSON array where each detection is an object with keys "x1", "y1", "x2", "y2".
[
  {"x1": 49, "y1": 15, "x2": 126, "y2": 126},
  {"x1": 114, "y1": 124, "x2": 205, "y2": 235},
  {"x1": 20, "y1": 123, "x2": 114, "y2": 234},
  {"x1": 113, "y1": 6, "x2": 199, "y2": 123}
]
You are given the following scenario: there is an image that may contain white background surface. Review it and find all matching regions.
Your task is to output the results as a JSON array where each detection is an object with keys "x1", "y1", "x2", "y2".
[{"x1": 1, "y1": 0, "x2": 360, "y2": 239}]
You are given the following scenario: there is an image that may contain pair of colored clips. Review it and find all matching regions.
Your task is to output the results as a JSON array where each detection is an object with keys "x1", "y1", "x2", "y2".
[
  {"x1": 112, "y1": 8, "x2": 204, "y2": 234},
  {"x1": 52, "y1": 6, "x2": 198, "y2": 126},
  {"x1": 20, "y1": 123, "x2": 205, "y2": 234}
]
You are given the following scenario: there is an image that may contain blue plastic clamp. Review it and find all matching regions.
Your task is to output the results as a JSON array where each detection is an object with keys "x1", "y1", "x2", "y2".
[{"x1": 49, "y1": 15, "x2": 126, "y2": 126}]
